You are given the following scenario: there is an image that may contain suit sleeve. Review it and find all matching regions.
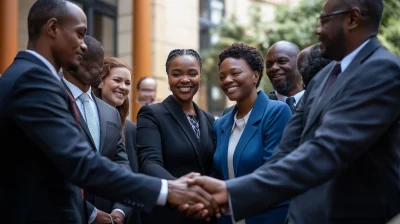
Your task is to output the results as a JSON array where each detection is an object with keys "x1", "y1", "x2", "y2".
[
  {"x1": 262, "y1": 103, "x2": 292, "y2": 163},
  {"x1": 111, "y1": 108, "x2": 133, "y2": 217},
  {"x1": 226, "y1": 58, "x2": 400, "y2": 221},
  {"x1": 11, "y1": 68, "x2": 161, "y2": 213},
  {"x1": 266, "y1": 96, "x2": 306, "y2": 165},
  {"x1": 137, "y1": 105, "x2": 176, "y2": 180}
]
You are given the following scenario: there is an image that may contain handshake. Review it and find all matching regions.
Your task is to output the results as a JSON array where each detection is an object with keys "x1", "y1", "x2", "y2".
[{"x1": 166, "y1": 173, "x2": 229, "y2": 221}]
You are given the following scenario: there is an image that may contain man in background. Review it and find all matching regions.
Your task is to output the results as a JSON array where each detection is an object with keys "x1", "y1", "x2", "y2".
[
  {"x1": 297, "y1": 43, "x2": 332, "y2": 88},
  {"x1": 265, "y1": 41, "x2": 304, "y2": 113},
  {"x1": 137, "y1": 77, "x2": 159, "y2": 107}
]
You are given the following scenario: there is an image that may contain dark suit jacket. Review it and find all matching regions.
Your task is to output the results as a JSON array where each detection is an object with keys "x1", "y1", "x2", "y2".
[
  {"x1": 63, "y1": 83, "x2": 133, "y2": 219},
  {"x1": 226, "y1": 38, "x2": 400, "y2": 223},
  {"x1": 0, "y1": 51, "x2": 162, "y2": 223},
  {"x1": 124, "y1": 119, "x2": 142, "y2": 224},
  {"x1": 222, "y1": 93, "x2": 278, "y2": 116},
  {"x1": 137, "y1": 95, "x2": 216, "y2": 224},
  {"x1": 213, "y1": 90, "x2": 292, "y2": 224}
]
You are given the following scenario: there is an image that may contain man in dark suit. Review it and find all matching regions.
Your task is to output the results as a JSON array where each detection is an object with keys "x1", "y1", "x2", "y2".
[
  {"x1": 0, "y1": 1, "x2": 218, "y2": 223},
  {"x1": 188, "y1": 0, "x2": 400, "y2": 223},
  {"x1": 62, "y1": 35, "x2": 132, "y2": 224}
]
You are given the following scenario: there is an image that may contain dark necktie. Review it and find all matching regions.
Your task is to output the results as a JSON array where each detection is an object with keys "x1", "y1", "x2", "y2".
[
  {"x1": 286, "y1": 96, "x2": 296, "y2": 112},
  {"x1": 322, "y1": 62, "x2": 341, "y2": 94}
]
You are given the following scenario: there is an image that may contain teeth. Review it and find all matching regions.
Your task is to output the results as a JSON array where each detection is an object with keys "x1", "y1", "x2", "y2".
[
  {"x1": 115, "y1": 92, "x2": 123, "y2": 97},
  {"x1": 226, "y1": 87, "x2": 238, "y2": 93},
  {"x1": 179, "y1": 87, "x2": 191, "y2": 92}
]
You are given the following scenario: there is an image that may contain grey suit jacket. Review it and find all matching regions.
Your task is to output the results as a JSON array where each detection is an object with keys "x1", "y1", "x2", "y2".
[
  {"x1": 0, "y1": 51, "x2": 162, "y2": 223},
  {"x1": 226, "y1": 38, "x2": 400, "y2": 223}
]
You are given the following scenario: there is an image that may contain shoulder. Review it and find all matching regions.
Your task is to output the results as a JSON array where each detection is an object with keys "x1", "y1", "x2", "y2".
[
  {"x1": 125, "y1": 119, "x2": 137, "y2": 132},
  {"x1": 95, "y1": 97, "x2": 118, "y2": 113}
]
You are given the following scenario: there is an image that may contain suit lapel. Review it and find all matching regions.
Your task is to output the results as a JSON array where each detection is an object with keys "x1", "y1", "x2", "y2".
[
  {"x1": 94, "y1": 94, "x2": 107, "y2": 154},
  {"x1": 220, "y1": 108, "x2": 236, "y2": 180},
  {"x1": 163, "y1": 96, "x2": 205, "y2": 173},
  {"x1": 304, "y1": 38, "x2": 381, "y2": 134},
  {"x1": 232, "y1": 91, "x2": 267, "y2": 176},
  {"x1": 62, "y1": 80, "x2": 96, "y2": 149}
]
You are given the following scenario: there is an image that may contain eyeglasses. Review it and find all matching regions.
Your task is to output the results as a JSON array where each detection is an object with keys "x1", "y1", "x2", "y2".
[{"x1": 317, "y1": 9, "x2": 352, "y2": 25}]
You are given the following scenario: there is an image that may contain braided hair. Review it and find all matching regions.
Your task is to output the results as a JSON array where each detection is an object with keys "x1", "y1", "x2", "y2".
[{"x1": 165, "y1": 49, "x2": 202, "y2": 74}]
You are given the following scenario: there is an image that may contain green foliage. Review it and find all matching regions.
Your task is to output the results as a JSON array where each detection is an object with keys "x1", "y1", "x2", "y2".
[{"x1": 202, "y1": 0, "x2": 400, "y2": 95}]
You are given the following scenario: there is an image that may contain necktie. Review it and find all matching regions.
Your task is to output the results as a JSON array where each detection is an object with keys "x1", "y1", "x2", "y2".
[
  {"x1": 78, "y1": 93, "x2": 100, "y2": 151},
  {"x1": 66, "y1": 91, "x2": 80, "y2": 125},
  {"x1": 322, "y1": 62, "x2": 341, "y2": 94},
  {"x1": 286, "y1": 96, "x2": 296, "y2": 112}
]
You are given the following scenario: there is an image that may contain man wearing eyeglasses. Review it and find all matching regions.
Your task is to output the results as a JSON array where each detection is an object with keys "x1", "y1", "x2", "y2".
[
  {"x1": 137, "y1": 77, "x2": 159, "y2": 107},
  {"x1": 184, "y1": 0, "x2": 400, "y2": 223}
]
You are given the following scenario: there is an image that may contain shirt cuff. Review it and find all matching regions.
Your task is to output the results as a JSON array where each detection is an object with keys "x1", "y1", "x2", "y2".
[
  {"x1": 88, "y1": 207, "x2": 97, "y2": 224},
  {"x1": 112, "y1": 208, "x2": 125, "y2": 217},
  {"x1": 156, "y1": 179, "x2": 168, "y2": 206}
]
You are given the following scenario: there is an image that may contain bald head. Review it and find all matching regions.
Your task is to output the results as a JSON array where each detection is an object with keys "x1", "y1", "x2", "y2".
[
  {"x1": 266, "y1": 41, "x2": 303, "y2": 96},
  {"x1": 267, "y1": 41, "x2": 300, "y2": 58},
  {"x1": 137, "y1": 77, "x2": 158, "y2": 106}
]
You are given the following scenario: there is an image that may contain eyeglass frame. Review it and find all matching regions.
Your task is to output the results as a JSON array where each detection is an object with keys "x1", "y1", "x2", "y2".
[{"x1": 316, "y1": 9, "x2": 352, "y2": 25}]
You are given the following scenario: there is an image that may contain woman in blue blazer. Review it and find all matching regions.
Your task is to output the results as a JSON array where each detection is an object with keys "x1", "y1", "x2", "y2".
[{"x1": 213, "y1": 43, "x2": 292, "y2": 224}]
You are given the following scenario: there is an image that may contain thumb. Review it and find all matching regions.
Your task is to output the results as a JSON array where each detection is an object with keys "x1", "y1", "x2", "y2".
[
  {"x1": 183, "y1": 172, "x2": 201, "y2": 179},
  {"x1": 187, "y1": 176, "x2": 204, "y2": 187}
]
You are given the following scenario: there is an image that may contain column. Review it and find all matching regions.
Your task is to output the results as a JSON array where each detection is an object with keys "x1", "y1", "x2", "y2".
[
  {"x1": 132, "y1": 0, "x2": 152, "y2": 122},
  {"x1": 0, "y1": 0, "x2": 18, "y2": 74}
]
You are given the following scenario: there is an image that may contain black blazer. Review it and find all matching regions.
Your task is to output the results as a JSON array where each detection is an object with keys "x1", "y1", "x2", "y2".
[
  {"x1": 0, "y1": 51, "x2": 162, "y2": 223},
  {"x1": 64, "y1": 83, "x2": 133, "y2": 219},
  {"x1": 124, "y1": 119, "x2": 141, "y2": 224},
  {"x1": 137, "y1": 95, "x2": 215, "y2": 224},
  {"x1": 226, "y1": 38, "x2": 400, "y2": 223}
]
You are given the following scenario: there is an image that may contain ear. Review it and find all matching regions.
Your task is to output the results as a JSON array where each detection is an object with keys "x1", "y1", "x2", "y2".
[
  {"x1": 253, "y1": 71, "x2": 260, "y2": 85},
  {"x1": 98, "y1": 81, "x2": 104, "y2": 89},
  {"x1": 46, "y1": 18, "x2": 59, "y2": 38},
  {"x1": 347, "y1": 8, "x2": 361, "y2": 31}
]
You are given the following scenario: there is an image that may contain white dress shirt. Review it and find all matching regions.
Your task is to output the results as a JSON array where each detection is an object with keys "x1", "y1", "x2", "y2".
[
  {"x1": 275, "y1": 90, "x2": 305, "y2": 106},
  {"x1": 227, "y1": 110, "x2": 252, "y2": 224}
]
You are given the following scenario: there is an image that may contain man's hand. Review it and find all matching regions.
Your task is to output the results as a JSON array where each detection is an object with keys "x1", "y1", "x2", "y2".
[
  {"x1": 178, "y1": 176, "x2": 229, "y2": 220},
  {"x1": 167, "y1": 173, "x2": 220, "y2": 219},
  {"x1": 93, "y1": 210, "x2": 113, "y2": 224},
  {"x1": 110, "y1": 210, "x2": 124, "y2": 224}
]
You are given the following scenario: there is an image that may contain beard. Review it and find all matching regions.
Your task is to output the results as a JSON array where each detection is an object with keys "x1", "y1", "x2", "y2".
[{"x1": 273, "y1": 80, "x2": 289, "y2": 96}]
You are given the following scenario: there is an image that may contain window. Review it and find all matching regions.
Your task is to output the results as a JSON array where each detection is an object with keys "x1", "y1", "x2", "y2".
[{"x1": 70, "y1": 0, "x2": 117, "y2": 57}]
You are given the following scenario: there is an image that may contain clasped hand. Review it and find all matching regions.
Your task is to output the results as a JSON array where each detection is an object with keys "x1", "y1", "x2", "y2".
[{"x1": 167, "y1": 173, "x2": 229, "y2": 221}]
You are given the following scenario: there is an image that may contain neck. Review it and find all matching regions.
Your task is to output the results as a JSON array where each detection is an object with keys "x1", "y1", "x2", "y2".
[
  {"x1": 63, "y1": 70, "x2": 90, "y2": 93},
  {"x1": 339, "y1": 33, "x2": 374, "y2": 61},
  {"x1": 27, "y1": 40, "x2": 60, "y2": 72},
  {"x1": 236, "y1": 89, "x2": 257, "y2": 119},
  {"x1": 172, "y1": 95, "x2": 195, "y2": 115}
]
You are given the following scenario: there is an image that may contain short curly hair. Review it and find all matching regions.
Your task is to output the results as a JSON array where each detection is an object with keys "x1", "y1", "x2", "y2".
[{"x1": 218, "y1": 43, "x2": 264, "y2": 87}]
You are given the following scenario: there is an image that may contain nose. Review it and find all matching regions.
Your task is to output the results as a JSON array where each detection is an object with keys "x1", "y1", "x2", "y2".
[
  {"x1": 315, "y1": 26, "x2": 321, "y2": 35},
  {"x1": 81, "y1": 41, "x2": 88, "y2": 52},
  {"x1": 119, "y1": 82, "x2": 128, "y2": 90},
  {"x1": 180, "y1": 75, "x2": 190, "y2": 83},
  {"x1": 270, "y1": 63, "x2": 280, "y2": 72}
]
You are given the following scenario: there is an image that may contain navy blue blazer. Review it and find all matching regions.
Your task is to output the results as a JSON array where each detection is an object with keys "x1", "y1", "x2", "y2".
[{"x1": 213, "y1": 90, "x2": 292, "y2": 224}]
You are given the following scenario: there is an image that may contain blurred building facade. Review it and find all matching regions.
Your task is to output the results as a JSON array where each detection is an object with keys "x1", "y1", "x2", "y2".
[{"x1": 0, "y1": 0, "x2": 299, "y2": 120}]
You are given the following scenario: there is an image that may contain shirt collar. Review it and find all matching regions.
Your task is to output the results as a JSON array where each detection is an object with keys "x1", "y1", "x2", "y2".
[
  {"x1": 275, "y1": 90, "x2": 305, "y2": 104},
  {"x1": 63, "y1": 77, "x2": 93, "y2": 101},
  {"x1": 339, "y1": 39, "x2": 370, "y2": 73},
  {"x1": 25, "y1": 50, "x2": 60, "y2": 81},
  {"x1": 231, "y1": 109, "x2": 253, "y2": 132}
]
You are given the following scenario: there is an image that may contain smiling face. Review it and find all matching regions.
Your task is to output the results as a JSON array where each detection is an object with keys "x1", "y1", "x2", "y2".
[
  {"x1": 98, "y1": 67, "x2": 131, "y2": 107},
  {"x1": 52, "y1": 2, "x2": 88, "y2": 73},
  {"x1": 167, "y1": 55, "x2": 201, "y2": 104},
  {"x1": 219, "y1": 57, "x2": 259, "y2": 102},
  {"x1": 315, "y1": 0, "x2": 347, "y2": 61},
  {"x1": 266, "y1": 43, "x2": 300, "y2": 96}
]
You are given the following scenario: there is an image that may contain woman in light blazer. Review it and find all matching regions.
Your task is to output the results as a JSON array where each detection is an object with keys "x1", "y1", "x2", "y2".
[
  {"x1": 213, "y1": 43, "x2": 292, "y2": 224},
  {"x1": 137, "y1": 49, "x2": 216, "y2": 224}
]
